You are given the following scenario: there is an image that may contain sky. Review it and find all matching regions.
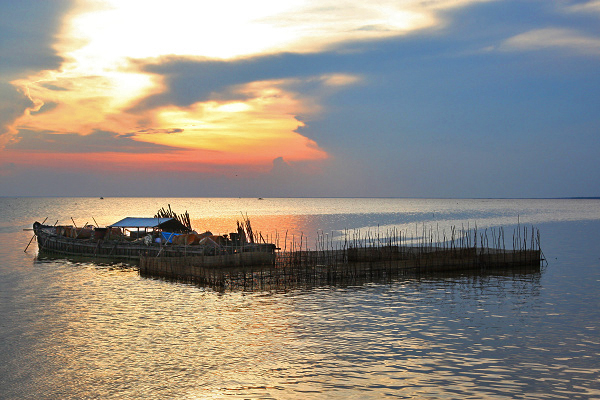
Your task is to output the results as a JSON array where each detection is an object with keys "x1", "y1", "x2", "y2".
[{"x1": 0, "y1": 0, "x2": 599, "y2": 198}]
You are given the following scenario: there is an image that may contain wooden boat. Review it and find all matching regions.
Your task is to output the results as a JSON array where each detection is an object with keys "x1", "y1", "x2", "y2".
[{"x1": 33, "y1": 217, "x2": 276, "y2": 266}]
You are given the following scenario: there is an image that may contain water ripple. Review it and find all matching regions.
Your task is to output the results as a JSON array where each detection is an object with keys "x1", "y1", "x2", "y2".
[{"x1": 1, "y1": 198, "x2": 599, "y2": 399}]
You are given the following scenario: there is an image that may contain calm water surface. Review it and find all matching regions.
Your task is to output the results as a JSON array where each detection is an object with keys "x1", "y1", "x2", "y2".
[{"x1": 0, "y1": 198, "x2": 599, "y2": 399}]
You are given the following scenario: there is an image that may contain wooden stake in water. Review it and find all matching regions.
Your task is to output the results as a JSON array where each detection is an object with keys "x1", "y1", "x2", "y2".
[{"x1": 24, "y1": 217, "x2": 48, "y2": 252}]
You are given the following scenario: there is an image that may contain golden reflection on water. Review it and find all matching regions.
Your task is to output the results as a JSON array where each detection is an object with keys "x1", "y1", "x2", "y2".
[
  {"x1": 3, "y1": 251, "x2": 598, "y2": 399},
  {"x1": 3, "y1": 198, "x2": 600, "y2": 399},
  {"x1": 38, "y1": 267, "x2": 309, "y2": 399},
  {"x1": 192, "y1": 213, "x2": 319, "y2": 246}
]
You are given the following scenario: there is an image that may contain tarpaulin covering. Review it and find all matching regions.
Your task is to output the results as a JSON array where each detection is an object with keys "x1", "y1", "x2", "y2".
[{"x1": 108, "y1": 217, "x2": 190, "y2": 232}]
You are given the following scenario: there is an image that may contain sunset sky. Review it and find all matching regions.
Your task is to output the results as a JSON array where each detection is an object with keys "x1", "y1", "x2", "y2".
[{"x1": 1, "y1": 0, "x2": 599, "y2": 197}]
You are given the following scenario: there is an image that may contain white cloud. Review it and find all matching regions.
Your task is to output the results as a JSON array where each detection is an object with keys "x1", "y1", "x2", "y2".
[
  {"x1": 563, "y1": 0, "x2": 600, "y2": 15},
  {"x1": 500, "y1": 28, "x2": 600, "y2": 56},
  {"x1": 65, "y1": 0, "x2": 494, "y2": 63}
]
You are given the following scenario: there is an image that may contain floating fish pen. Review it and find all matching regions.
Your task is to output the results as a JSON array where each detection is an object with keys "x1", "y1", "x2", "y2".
[{"x1": 139, "y1": 224, "x2": 545, "y2": 291}]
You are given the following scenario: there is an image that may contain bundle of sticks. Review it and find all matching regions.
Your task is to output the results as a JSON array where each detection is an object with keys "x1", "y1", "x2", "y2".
[
  {"x1": 237, "y1": 213, "x2": 268, "y2": 244},
  {"x1": 155, "y1": 204, "x2": 192, "y2": 231}
]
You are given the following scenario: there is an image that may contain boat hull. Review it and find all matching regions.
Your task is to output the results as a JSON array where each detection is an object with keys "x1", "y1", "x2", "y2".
[{"x1": 33, "y1": 222, "x2": 276, "y2": 265}]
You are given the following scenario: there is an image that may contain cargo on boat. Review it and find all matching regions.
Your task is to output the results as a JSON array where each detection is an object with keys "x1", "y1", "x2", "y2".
[
  {"x1": 31, "y1": 207, "x2": 545, "y2": 287},
  {"x1": 32, "y1": 213, "x2": 276, "y2": 266}
]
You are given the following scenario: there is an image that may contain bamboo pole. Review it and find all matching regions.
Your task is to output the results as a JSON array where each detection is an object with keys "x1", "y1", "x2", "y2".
[{"x1": 24, "y1": 217, "x2": 48, "y2": 252}]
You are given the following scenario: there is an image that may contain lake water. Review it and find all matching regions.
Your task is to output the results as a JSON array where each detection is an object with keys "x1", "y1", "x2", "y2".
[{"x1": 0, "y1": 197, "x2": 599, "y2": 399}]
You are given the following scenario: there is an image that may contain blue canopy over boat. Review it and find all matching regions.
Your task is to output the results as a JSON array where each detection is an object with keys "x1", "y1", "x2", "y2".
[{"x1": 108, "y1": 217, "x2": 190, "y2": 232}]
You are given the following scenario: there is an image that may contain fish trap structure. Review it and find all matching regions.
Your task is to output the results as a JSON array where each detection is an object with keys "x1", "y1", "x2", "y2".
[{"x1": 139, "y1": 224, "x2": 545, "y2": 291}]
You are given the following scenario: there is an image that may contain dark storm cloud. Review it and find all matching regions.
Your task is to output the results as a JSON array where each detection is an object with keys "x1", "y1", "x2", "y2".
[
  {"x1": 130, "y1": 52, "x2": 357, "y2": 111},
  {"x1": 0, "y1": 82, "x2": 33, "y2": 133},
  {"x1": 39, "y1": 83, "x2": 70, "y2": 91},
  {"x1": 134, "y1": 128, "x2": 184, "y2": 135},
  {"x1": 0, "y1": 0, "x2": 74, "y2": 77},
  {"x1": 0, "y1": 0, "x2": 74, "y2": 139},
  {"x1": 29, "y1": 101, "x2": 59, "y2": 115},
  {"x1": 7, "y1": 129, "x2": 182, "y2": 153}
]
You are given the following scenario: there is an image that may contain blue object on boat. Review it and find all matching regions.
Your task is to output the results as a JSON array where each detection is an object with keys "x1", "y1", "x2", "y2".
[{"x1": 161, "y1": 231, "x2": 180, "y2": 243}]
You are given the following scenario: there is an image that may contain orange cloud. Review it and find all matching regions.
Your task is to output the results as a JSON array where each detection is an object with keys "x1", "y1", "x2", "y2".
[
  {"x1": 7, "y1": 73, "x2": 332, "y2": 172},
  {"x1": 4, "y1": 0, "x2": 392, "y2": 175},
  {"x1": 2, "y1": 146, "x2": 320, "y2": 176},
  {"x1": 131, "y1": 79, "x2": 328, "y2": 164},
  {"x1": 10, "y1": 70, "x2": 160, "y2": 135}
]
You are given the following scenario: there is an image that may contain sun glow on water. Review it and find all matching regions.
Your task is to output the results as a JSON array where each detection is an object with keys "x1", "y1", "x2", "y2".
[{"x1": 2, "y1": 198, "x2": 600, "y2": 399}]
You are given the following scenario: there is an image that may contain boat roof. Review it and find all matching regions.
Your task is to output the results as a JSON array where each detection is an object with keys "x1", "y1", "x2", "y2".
[{"x1": 108, "y1": 217, "x2": 190, "y2": 232}]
